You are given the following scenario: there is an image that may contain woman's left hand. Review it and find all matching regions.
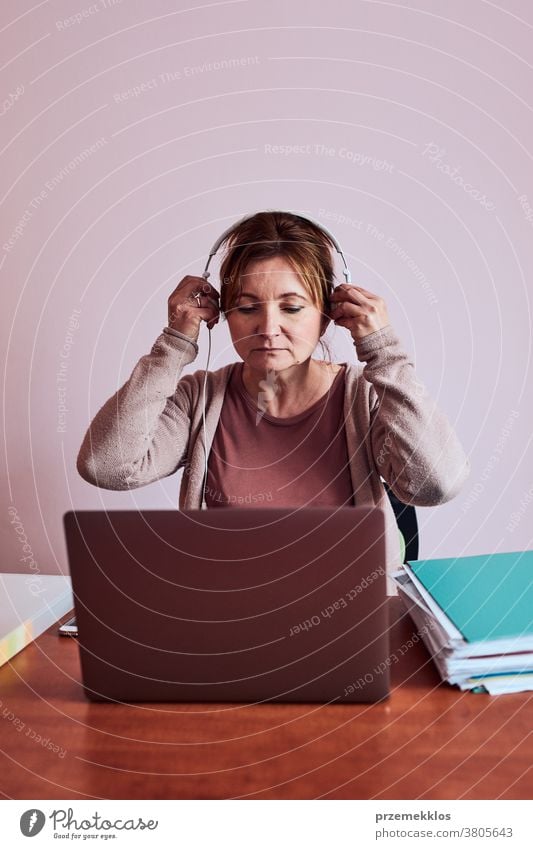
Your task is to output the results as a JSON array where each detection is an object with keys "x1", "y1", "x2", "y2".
[{"x1": 328, "y1": 284, "x2": 391, "y2": 341}]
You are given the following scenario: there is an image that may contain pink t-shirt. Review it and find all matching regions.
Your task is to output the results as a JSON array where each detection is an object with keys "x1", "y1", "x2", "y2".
[{"x1": 205, "y1": 362, "x2": 355, "y2": 508}]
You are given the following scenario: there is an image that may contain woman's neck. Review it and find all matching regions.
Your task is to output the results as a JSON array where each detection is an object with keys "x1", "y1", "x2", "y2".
[{"x1": 241, "y1": 358, "x2": 339, "y2": 418}]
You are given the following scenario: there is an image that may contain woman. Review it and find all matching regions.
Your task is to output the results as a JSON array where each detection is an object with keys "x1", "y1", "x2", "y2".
[{"x1": 77, "y1": 210, "x2": 470, "y2": 574}]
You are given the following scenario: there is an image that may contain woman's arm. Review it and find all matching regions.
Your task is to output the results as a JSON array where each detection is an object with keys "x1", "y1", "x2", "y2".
[
  {"x1": 76, "y1": 328, "x2": 198, "y2": 490},
  {"x1": 354, "y1": 325, "x2": 471, "y2": 507}
]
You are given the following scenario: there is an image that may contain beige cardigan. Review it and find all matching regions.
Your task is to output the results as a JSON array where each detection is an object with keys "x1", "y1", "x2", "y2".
[{"x1": 77, "y1": 323, "x2": 470, "y2": 574}]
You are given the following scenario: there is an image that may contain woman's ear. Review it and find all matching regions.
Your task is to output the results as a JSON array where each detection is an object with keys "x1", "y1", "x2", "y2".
[{"x1": 320, "y1": 299, "x2": 332, "y2": 336}]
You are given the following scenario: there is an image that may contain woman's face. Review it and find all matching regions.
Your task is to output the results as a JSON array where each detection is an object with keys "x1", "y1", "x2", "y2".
[{"x1": 225, "y1": 256, "x2": 328, "y2": 371}]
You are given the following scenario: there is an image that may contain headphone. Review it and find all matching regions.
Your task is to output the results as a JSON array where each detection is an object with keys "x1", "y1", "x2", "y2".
[{"x1": 193, "y1": 210, "x2": 353, "y2": 509}]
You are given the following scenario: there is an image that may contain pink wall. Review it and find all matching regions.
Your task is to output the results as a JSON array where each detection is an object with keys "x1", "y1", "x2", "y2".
[{"x1": 2, "y1": 0, "x2": 532, "y2": 576}]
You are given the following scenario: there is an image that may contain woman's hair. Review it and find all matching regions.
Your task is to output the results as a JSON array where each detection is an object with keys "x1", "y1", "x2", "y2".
[{"x1": 218, "y1": 210, "x2": 337, "y2": 322}]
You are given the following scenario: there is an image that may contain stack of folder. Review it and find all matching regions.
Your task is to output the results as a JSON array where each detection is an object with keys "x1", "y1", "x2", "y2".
[{"x1": 392, "y1": 550, "x2": 533, "y2": 694}]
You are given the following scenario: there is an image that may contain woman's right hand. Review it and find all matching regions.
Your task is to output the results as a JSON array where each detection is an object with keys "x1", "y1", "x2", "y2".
[{"x1": 167, "y1": 275, "x2": 220, "y2": 342}]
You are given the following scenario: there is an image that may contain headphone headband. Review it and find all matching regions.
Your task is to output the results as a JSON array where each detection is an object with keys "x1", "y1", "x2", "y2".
[{"x1": 201, "y1": 209, "x2": 352, "y2": 284}]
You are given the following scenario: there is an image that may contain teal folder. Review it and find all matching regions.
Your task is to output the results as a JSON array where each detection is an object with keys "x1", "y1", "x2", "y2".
[{"x1": 408, "y1": 550, "x2": 533, "y2": 644}]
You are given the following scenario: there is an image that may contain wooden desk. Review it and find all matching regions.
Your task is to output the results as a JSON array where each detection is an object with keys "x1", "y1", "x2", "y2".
[{"x1": 0, "y1": 599, "x2": 531, "y2": 800}]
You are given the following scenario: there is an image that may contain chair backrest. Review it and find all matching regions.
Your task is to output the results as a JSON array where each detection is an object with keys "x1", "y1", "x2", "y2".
[{"x1": 382, "y1": 481, "x2": 419, "y2": 562}]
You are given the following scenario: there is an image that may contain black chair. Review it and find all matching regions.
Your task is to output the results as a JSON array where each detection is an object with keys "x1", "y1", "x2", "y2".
[{"x1": 382, "y1": 480, "x2": 419, "y2": 563}]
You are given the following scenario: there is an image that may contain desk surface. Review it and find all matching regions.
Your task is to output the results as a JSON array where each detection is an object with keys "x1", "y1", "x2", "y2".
[{"x1": 0, "y1": 599, "x2": 531, "y2": 800}]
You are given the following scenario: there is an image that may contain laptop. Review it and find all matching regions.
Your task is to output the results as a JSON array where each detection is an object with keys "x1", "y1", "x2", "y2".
[{"x1": 63, "y1": 507, "x2": 390, "y2": 704}]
